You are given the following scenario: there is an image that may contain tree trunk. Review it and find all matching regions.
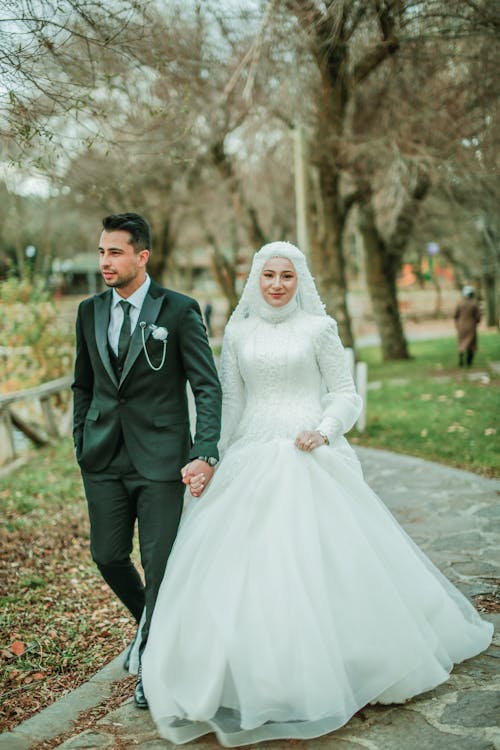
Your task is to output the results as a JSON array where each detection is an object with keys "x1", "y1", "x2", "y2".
[
  {"x1": 358, "y1": 201, "x2": 409, "y2": 360},
  {"x1": 483, "y1": 269, "x2": 498, "y2": 328},
  {"x1": 307, "y1": 44, "x2": 354, "y2": 347},
  {"x1": 311, "y1": 159, "x2": 354, "y2": 348},
  {"x1": 12, "y1": 194, "x2": 26, "y2": 279},
  {"x1": 211, "y1": 249, "x2": 239, "y2": 316},
  {"x1": 198, "y1": 220, "x2": 239, "y2": 316},
  {"x1": 150, "y1": 217, "x2": 173, "y2": 283},
  {"x1": 212, "y1": 138, "x2": 267, "y2": 249},
  {"x1": 287, "y1": 0, "x2": 402, "y2": 351},
  {"x1": 480, "y1": 224, "x2": 499, "y2": 328}
]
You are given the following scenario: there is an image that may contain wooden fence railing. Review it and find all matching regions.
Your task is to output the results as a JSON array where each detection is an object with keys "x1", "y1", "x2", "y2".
[{"x1": 0, "y1": 376, "x2": 73, "y2": 469}]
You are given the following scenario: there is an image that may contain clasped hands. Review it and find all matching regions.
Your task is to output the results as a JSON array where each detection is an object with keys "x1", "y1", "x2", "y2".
[{"x1": 181, "y1": 459, "x2": 214, "y2": 498}]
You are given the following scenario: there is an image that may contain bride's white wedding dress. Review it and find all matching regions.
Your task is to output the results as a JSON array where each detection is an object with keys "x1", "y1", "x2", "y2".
[{"x1": 142, "y1": 309, "x2": 493, "y2": 747}]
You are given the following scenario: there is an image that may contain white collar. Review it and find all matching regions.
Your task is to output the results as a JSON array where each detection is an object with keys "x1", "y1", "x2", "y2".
[
  {"x1": 112, "y1": 274, "x2": 151, "y2": 309},
  {"x1": 257, "y1": 295, "x2": 299, "y2": 324}
]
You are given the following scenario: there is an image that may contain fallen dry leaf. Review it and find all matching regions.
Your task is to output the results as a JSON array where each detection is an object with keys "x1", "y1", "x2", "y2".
[{"x1": 11, "y1": 641, "x2": 25, "y2": 657}]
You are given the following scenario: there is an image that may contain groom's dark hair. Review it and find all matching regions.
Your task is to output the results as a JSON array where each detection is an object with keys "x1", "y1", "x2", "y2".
[{"x1": 102, "y1": 213, "x2": 152, "y2": 253}]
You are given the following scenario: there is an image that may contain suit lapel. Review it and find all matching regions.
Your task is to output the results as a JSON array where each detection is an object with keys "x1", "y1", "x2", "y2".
[
  {"x1": 120, "y1": 284, "x2": 165, "y2": 386},
  {"x1": 93, "y1": 291, "x2": 118, "y2": 387}
]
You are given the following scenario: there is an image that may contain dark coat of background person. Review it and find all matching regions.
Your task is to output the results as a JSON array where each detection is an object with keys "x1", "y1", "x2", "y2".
[{"x1": 454, "y1": 292, "x2": 481, "y2": 366}]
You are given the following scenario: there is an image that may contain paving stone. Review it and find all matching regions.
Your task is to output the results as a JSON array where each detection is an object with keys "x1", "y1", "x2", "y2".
[
  {"x1": 476, "y1": 505, "x2": 500, "y2": 519},
  {"x1": 451, "y1": 561, "x2": 498, "y2": 577},
  {"x1": 440, "y1": 690, "x2": 500, "y2": 727},
  {"x1": 460, "y1": 583, "x2": 499, "y2": 601},
  {"x1": 95, "y1": 702, "x2": 160, "y2": 747},
  {"x1": 55, "y1": 730, "x2": 114, "y2": 749},
  {"x1": 130, "y1": 743, "x2": 177, "y2": 750},
  {"x1": 353, "y1": 706, "x2": 496, "y2": 750},
  {"x1": 97, "y1": 700, "x2": 156, "y2": 732},
  {"x1": 300, "y1": 738, "x2": 367, "y2": 750},
  {"x1": 431, "y1": 532, "x2": 486, "y2": 552},
  {"x1": 485, "y1": 520, "x2": 500, "y2": 535},
  {"x1": 0, "y1": 733, "x2": 33, "y2": 750}
]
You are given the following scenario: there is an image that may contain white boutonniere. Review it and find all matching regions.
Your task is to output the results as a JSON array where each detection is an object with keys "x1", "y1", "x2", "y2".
[
  {"x1": 151, "y1": 325, "x2": 168, "y2": 342},
  {"x1": 139, "y1": 322, "x2": 168, "y2": 370}
]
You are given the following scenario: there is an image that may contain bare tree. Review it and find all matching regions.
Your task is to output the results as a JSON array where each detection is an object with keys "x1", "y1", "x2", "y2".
[
  {"x1": 0, "y1": 1, "x2": 151, "y2": 154},
  {"x1": 258, "y1": 0, "x2": 499, "y2": 356},
  {"x1": 2, "y1": 0, "x2": 497, "y2": 348}
]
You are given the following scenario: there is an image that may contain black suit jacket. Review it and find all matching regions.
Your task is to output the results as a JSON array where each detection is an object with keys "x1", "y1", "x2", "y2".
[{"x1": 72, "y1": 280, "x2": 222, "y2": 481}]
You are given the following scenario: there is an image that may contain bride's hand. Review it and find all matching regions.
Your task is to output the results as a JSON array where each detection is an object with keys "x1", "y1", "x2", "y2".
[
  {"x1": 295, "y1": 430, "x2": 329, "y2": 452},
  {"x1": 181, "y1": 459, "x2": 215, "y2": 497}
]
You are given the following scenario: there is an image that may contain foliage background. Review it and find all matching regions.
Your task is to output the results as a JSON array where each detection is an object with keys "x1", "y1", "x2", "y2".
[{"x1": 0, "y1": 278, "x2": 74, "y2": 393}]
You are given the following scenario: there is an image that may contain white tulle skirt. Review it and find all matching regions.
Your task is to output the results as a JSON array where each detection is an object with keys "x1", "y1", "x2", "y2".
[{"x1": 142, "y1": 438, "x2": 493, "y2": 746}]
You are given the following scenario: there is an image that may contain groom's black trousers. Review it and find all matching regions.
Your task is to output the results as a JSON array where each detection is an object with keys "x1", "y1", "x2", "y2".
[{"x1": 81, "y1": 442, "x2": 184, "y2": 653}]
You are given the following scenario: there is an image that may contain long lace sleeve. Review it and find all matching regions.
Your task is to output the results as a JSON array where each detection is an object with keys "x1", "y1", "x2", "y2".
[
  {"x1": 314, "y1": 318, "x2": 363, "y2": 442},
  {"x1": 218, "y1": 326, "x2": 246, "y2": 456}
]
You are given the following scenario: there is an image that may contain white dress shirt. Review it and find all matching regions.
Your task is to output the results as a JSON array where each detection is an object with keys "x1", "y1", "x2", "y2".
[{"x1": 108, "y1": 275, "x2": 151, "y2": 356}]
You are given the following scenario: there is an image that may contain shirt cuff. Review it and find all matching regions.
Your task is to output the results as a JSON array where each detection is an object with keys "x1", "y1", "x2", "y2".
[{"x1": 315, "y1": 417, "x2": 343, "y2": 444}]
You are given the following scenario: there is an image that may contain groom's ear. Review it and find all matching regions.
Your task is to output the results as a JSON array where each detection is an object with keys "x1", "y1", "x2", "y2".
[{"x1": 138, "y1": 249, "x2": 150, "y2": 266}]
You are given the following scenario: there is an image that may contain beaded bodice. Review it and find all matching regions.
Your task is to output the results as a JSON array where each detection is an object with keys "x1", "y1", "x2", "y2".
[{"x1": 219, "y1": 311, "x2": 362, "y2": 452}]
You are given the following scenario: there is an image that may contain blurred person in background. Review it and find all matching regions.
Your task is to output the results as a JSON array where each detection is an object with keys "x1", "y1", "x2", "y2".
[{"x1": 454, "y1": 286, "x2": 481, "y2": 367}]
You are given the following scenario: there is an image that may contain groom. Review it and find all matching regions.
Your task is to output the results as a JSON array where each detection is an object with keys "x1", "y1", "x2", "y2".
[{"x1": 72, "y1": 212, "x2": 222, "y2": 708}]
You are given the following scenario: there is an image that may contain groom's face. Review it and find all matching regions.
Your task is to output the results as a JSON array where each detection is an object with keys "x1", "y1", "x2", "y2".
[{"x1": 99, "y1": 230, "x2": 149, "y2": 297}]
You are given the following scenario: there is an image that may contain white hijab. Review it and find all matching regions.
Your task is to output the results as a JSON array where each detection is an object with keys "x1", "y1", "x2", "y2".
[{"x1": 226, "y1": 241, "x2": 327, "y2": 330}]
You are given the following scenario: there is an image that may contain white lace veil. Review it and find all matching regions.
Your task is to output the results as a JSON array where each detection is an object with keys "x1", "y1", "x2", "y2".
[{"x1": 226, "y1": 241, "x2": 326, "y2": 329}]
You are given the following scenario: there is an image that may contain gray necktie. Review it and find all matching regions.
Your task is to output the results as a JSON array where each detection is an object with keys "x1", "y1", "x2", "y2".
[{"x1": 117, "y1": 300, "x2": 132, "y2": 362}]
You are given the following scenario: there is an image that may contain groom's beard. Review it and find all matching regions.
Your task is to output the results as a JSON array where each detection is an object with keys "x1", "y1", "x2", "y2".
[{"x1": 101, "y1": 270, "x2": 138, "y2": 289}]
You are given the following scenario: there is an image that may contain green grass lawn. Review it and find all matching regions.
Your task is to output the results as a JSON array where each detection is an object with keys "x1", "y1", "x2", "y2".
[{"x1": 352, "y1": 332, "x2": 500, "y2": 477}]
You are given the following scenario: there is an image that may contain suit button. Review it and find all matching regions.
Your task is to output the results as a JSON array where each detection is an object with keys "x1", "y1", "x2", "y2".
[{"x1": 119, "y1": 398, "x2": 126, "y2": 404}]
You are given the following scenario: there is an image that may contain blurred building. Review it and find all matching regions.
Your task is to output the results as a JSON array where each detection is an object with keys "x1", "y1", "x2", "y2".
[
  {"x1": 50, "y1": 247, "x2": 251, "y2": 298},
  {"x1": 51, "y1": 254, "x2": 103, "y2": 295}
]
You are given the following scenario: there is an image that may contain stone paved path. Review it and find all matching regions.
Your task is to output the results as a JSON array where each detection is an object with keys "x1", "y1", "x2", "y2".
[{"x1": 2, "y1": 448, "x2": 498, "y2": 750}]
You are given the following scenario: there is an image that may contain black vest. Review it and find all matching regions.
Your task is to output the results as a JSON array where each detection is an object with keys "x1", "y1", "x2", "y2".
[{"x1": 108, "y1": 342, "x2": 125, "y2": 380}]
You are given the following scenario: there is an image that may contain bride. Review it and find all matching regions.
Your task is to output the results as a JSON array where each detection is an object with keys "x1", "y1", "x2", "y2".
[{"x1": 141, "y1": 241, "x2": 493, "y2": 746}]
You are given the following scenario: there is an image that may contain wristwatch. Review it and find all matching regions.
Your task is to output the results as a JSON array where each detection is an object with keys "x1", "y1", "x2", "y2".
[{"x1": 197, "y1": 456, "x2": 219, "y2": 467}]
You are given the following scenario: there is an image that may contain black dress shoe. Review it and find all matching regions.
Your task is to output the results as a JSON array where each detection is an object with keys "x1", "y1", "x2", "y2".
[{"x1": 134, "y1": 666, "x2": 148, "y2": 709}]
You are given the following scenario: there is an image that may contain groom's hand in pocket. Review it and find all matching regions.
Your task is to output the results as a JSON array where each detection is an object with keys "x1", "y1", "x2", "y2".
[{"x1": 181, "y1": 459, "x2": 214, "y2": 498}]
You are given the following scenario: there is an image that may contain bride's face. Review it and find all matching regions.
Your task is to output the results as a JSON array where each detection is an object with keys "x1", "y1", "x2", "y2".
[{"x1": 259, "y1": 257, "x2": 298, "y2": 307}]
